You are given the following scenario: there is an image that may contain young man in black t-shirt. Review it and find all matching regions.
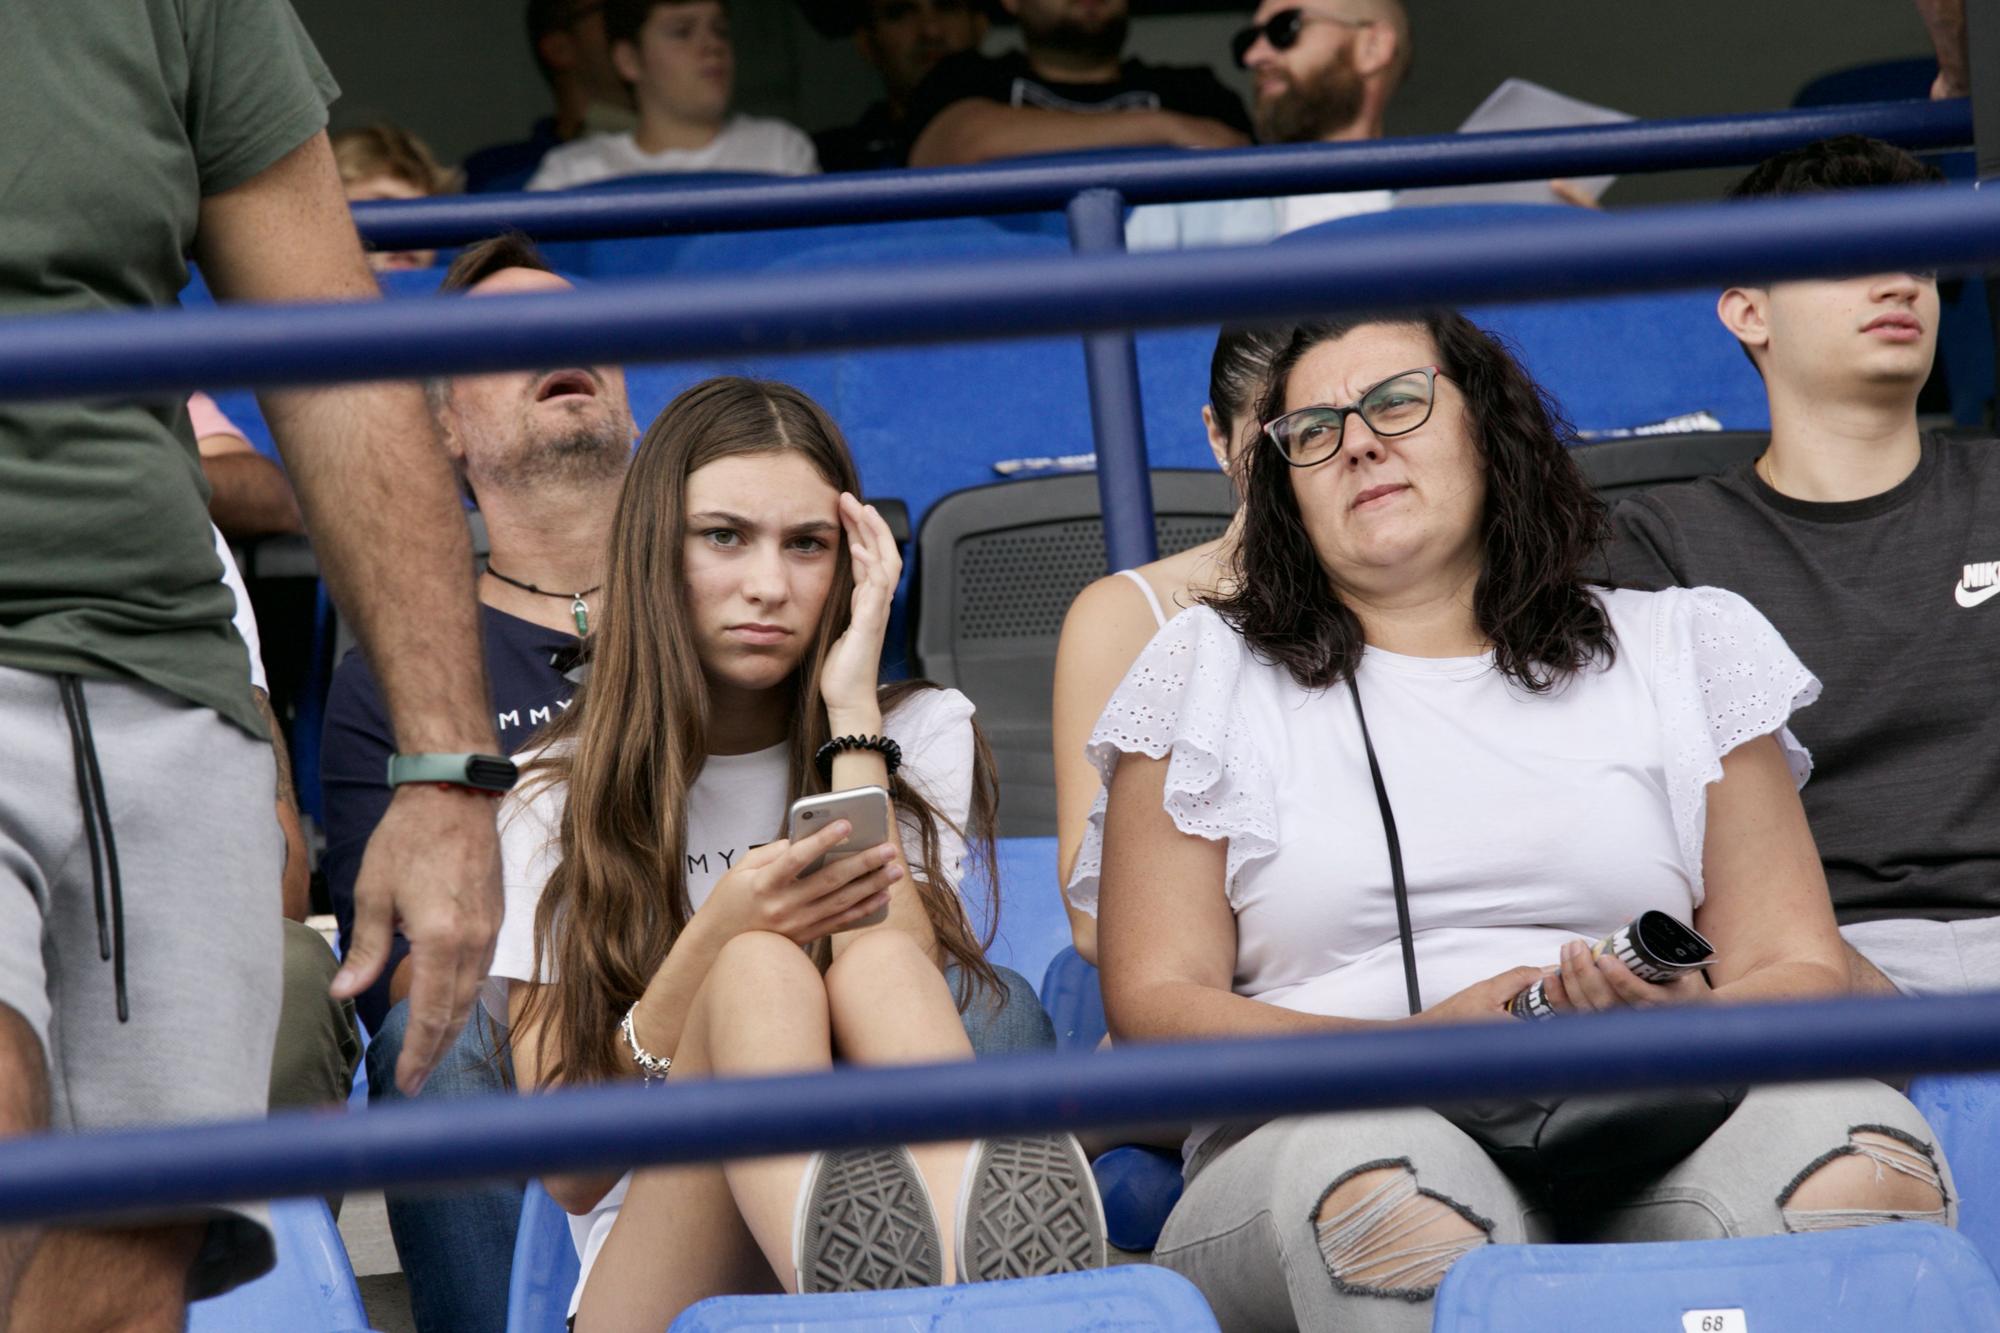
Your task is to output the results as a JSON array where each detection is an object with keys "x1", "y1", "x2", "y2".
[
  {"x1": 1601, "y1": 136, "x2": 2000, "y2": 996},
  {"x1": 905, "y1": 0, "x2": 1249, "y2": 167}
]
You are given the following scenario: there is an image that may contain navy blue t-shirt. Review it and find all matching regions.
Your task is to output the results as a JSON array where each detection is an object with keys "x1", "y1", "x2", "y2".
[{"x1": 321, "y1": 603, "x2": 579, "y2": 1032}]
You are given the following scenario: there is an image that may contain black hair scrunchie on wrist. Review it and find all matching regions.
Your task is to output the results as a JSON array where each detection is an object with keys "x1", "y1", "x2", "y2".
[{"x1": 814, "y1": 734, "x2": 903, "y2": 783}]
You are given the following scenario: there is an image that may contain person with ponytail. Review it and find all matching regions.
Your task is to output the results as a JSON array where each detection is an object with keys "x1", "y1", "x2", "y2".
[{"x1": 492, "y1": 376, "x2": 1104, "y2": 1330}]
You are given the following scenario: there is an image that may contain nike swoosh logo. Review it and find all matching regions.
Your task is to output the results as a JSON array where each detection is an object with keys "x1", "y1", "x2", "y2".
[{"x1": 1956, "y1": 581, "x2": 2000, "y2": 608}]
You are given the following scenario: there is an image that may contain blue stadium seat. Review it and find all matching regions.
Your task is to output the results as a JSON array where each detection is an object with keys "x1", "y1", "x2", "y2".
[
  {"x1": 1432, "y1": 1224, "x2": 2000, "y2": 1331},
  {"x1": 185, "y1": 1198, "x2": 373, "y2": 1333},
  {"x1": 1279, "y1": 207, "x2": 1772, "y2": 435},
  {"x1": 965, "y1": 837, "x2": 1074, "y2": 986},
  {"x1": 1039, "y1": 948, "x2": 1184, "y2": 1253},
  {"x1": 1910, "y1": 1072, "x2": 2000, "y2": 1273},
  {"x1": 1091, "y1": 1147, "x2": 1185, "y2": 1253},
  {"x1": 667, "y1": 1265, "x2": 1218, "y2": 1331},
  {"x1": 1792, "y1": 57, "x2": 1940, "y2": 107},
  {"x1": 1040, "y1": 946, "x2": 1107, "y2": 1053},
  {"x1": 506, "y1": 1181, "x2": 581, "y2": 1333}
]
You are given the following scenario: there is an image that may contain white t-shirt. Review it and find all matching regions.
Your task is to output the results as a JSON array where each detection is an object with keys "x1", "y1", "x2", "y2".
[
  {"x1": 489, "y1": 687, "x2": 977, "y2": 1314},
  {"x1": 1124, "y1": 188, "x2": 1394, "y2": 251},
  {"x1": 1066, "y1": 588, "x2": 1818, "y2": 1022},
  {"x1": 525, "y1": 117, "x2": 819, "y2": 191},
  {"x1": 212, "y1": 525, "x2": 265, "y2": 694}
]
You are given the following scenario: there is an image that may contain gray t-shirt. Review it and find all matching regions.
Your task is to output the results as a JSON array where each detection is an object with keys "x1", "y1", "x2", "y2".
[
  {"x1": 0, "y1": 0, "x2": 336, "y2": 738},
  {"x1": 1600, "y1": 435, "x2": 2000, "y2": 923}
]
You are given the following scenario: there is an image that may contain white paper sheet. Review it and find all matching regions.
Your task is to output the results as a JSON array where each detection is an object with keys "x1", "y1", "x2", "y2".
[{"x1": 1395, "y1": 78, "x2": 1633, "y2": 208}]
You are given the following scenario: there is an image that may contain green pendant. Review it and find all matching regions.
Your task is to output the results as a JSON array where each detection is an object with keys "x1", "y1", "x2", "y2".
[{"x1": 572, "y1": 595, "x2": 589, "y2": 637}]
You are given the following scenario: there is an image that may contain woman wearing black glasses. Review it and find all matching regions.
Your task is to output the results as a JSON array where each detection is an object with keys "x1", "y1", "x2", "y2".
[{"x1": 1070, "y1": 311, "x2": 1952, "y2": 1331}]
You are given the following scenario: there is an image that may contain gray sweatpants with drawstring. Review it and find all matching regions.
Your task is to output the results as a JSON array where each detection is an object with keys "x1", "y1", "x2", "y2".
[{"x1": 0, "y1": 666, "x2": 282, "y2": 1298}]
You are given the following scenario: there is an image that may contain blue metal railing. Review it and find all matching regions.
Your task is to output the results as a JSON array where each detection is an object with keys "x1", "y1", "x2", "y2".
[
  {"x1": 24, "y1": 183, "x2": 1994, "y2": 401},
  {"x1": 348, "y1": 99, "x2": 1970, "y2": 248},
  {"x1": 342, "y1": 97, "x2": 1971, "y2": 562},
  {"x1": 4, "y1": 992, "x2": 1997, "y2": 1226}
]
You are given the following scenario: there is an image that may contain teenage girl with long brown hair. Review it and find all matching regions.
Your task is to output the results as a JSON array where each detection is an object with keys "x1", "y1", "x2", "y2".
[{"x1": 490, "y1": 377, "x2": 1105, "y2": 1331}]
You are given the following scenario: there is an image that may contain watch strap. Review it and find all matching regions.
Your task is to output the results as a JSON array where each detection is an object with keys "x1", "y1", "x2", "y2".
[{"x1": 387, "y1": 752, "x2": 519, "y2": 793}]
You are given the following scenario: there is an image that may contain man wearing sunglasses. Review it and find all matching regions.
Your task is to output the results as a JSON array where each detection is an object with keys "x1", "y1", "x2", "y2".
[
  {"x1": 904, "y1": 0, "x2": 1250, "y2": 168},
  {"x1": 1127, "y1": 0, "x2": 1405, "y2": 250},
  {"x1": 1601, "y1": 136, "x2": 2000, "y2": 997}
]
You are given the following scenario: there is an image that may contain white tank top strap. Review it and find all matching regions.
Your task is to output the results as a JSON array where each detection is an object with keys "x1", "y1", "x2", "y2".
[{"x1": 1115, "y1": 568, "x2": 1170, "y2": 630}]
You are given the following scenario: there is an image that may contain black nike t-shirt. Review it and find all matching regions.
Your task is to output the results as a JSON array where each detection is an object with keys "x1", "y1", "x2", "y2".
[
  {"x1": 1600, "y1": 434, "x2": 2000, "y2": 924},
  {"x1": 903, "y1": 50, "x2": 1251, "y2": 149},
  {"x1": 321, "y1": 602, "x2": 579, "y2": 1032}
]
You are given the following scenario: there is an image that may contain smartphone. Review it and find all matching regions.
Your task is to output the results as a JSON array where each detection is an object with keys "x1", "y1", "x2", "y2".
[{"x1": 786, "y1": 785, "x2": 894, "y2": 929}]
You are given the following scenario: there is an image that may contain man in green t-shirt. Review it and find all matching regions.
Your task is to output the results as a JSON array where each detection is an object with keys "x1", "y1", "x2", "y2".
[{"x1": 0, "y1": 1, "x2": 506, "y2": 1322}]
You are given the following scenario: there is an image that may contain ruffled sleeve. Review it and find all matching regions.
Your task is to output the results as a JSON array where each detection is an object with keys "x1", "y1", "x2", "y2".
[
  {"x1": 1653, "y1": 586, "x2": 1821, "y2": 901},
  {"x1": 1064, "y1": 606, "x2": 1278, "y2": 916}
]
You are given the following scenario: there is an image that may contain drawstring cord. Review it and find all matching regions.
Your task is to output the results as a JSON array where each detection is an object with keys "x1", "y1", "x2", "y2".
[{"x1": 58, "y1": 676, "x2": 128, "y2": 1023}]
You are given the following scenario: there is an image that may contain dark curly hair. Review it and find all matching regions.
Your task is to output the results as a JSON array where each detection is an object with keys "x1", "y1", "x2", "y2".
[{"x1": 1205, "y1": 310, "x2": 1614, "y2": 694}]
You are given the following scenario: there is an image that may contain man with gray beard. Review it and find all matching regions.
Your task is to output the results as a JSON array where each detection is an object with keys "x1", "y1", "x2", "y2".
[{"x1": 319, "y1": 233, "x2": 636, "y2": 1333}]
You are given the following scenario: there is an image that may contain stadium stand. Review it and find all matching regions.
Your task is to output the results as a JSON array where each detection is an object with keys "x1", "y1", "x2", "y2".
[{"x1": 22, "y1": 92, "x2": 1993, "y2": 1333}]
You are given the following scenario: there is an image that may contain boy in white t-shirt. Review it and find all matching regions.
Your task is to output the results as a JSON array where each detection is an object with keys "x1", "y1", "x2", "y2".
[{"x1": 529, "y1": 0, "x2": 817, "y2": 189}]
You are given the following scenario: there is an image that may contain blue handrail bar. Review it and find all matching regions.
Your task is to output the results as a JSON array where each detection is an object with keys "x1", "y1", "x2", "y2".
[
  {"x1": 12, "y1": 181, "x2": 1991, "y2": 403},
  {"x1": 348, "y1": 99, "x2": 1970, "y2": 248},
  {"x1": 2, "y1": 991, "x2": 1997, "y2": 1227}
]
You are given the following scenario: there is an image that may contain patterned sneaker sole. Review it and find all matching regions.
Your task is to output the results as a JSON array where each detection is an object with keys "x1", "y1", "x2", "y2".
[
  {"x1": 958, "y1": 1135, "x2": 1109, "y2": 1283},
  {"x1": 796, "y1": 1146, "x2": 945, "y2": 1294}
]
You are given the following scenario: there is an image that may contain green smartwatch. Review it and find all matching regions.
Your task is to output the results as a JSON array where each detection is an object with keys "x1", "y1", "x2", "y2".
[{"x1": 387, "y1": 752, "x2": 519, "y2": 795}]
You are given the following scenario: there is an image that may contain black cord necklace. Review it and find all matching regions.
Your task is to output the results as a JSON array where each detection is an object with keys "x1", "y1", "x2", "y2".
[{"x1": 484, "y1": 565, "x2": 601, "y2": 636}]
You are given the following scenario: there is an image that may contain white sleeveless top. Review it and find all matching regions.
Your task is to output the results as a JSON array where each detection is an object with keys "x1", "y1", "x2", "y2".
[
  {"x1": 1066, "y1": 587, "x2": 1819, "y2": 1022},
  {"x1": 1115, "y1": 568, "x2": 1170, "y2": 630}
]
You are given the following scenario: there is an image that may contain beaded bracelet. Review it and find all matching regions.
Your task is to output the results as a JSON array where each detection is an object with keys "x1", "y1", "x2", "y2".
[{"x1": 619, "y1": 1004, "x2": 673, "y2": 1084}]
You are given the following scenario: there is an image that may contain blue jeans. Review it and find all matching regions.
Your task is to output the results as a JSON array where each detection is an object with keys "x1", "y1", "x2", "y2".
[
  {"x1": 369, "y1": 966, "x2": 1050, "y2": 1332},
  {"x1": 951, "y1": 963, "x2": 1057, "y2": 1056},
  {"x1": 366, "y1": 1002, "x2": 520, "y2": 1333}
]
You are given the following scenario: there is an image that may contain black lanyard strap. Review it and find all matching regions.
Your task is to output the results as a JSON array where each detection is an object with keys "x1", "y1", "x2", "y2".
[{"x1": 1345, "y1": 674, "x2": 1422, "y2": 1017}]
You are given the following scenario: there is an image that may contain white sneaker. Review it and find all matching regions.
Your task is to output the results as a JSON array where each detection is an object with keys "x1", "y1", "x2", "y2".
[
  {"x1": 954, "y1": 1134, "x2": 1109, "y2": 1283},
  {"x1": 791, "y1": 1145, "x2": 946, "y2": 1294}
]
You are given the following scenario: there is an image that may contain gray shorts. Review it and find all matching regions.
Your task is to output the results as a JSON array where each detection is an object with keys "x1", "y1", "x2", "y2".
[
  {"x1": 1842, "y1": 918, "x2": 2000, "y2": 995},
  {"x1": 0, "y1": 666, "x2": 283, "y2": 1298}
]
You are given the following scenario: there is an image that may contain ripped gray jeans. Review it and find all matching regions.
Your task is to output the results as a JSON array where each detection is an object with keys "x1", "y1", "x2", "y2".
[{"x1": 1155, "y1": 1081, "x2": 1952, "y2": 1333}]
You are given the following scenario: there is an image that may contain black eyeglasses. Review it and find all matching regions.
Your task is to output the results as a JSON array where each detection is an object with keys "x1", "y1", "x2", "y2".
[
  {"x1": 1230, "y1": 7, "x2": 1373, "y2": 67},
  {"x1": 1263, "y1": 366, "x2": 1443, "y2": 467}
]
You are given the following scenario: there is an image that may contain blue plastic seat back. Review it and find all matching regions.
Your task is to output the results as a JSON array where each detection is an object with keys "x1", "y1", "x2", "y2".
[
  {"x1": 668, "y1": 1264, "x2": 1217, "y2": 1331},
  {"x1": 963, "y1": 837, "x2": 1074, "y2": 988},
  {"x1": 1091, "y1": 1146, "x2": 1185, "y2": 1253},
  {"x1": 1279, "y1": 206, "x2": 1771, "y2": 435},
  {"x1": 506, "y1": 1180, "x2": 581, "y2": 1333},
  {"x1": 1135, "y1": 325, "x2": 1233, "y2": 473},
  {"x1": 1793, "y1": 58, "x2": 1940, "y2": 107},
  {"x1": 1040, "y1": 946, "x2": 1107, "y2": 1053},
  {"x1": 1911, "y1": 1072, "x2": 2000, "y2": 1273},
  {"x1": 1433, "y1": 1224, "x2": 2000, "y2": 1332},
  {"x1": 185, "y1": 1198, "x2": 371, "y2": 1333}
]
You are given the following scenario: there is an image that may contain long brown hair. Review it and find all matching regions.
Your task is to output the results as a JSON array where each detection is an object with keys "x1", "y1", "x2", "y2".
[
  {"x1": 512, "y1": 377, "x2": 999, "y2": 1088},
  {"x1": 1209, "y1": 310, "x2": 1614, "y2": 693}
]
